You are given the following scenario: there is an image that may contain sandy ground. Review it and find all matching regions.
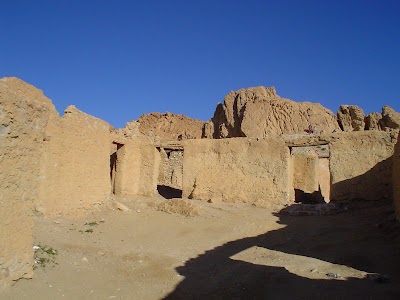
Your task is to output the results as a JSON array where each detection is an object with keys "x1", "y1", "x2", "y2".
[{"x1": 2, "y1": 196, "x2": 400, "y2": 300}]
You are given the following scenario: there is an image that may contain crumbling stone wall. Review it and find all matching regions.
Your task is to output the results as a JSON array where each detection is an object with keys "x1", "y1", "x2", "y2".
[
  {"x1": 158, "y1": 149, "x2": 183, "y2": 189},
  {"x1": 113, "y1": 140, "x2": 160, "y2": 197},
  {"x1": 0, "y1": 78, "x2": 53, "y2": 288},
  {"x1": 394, "y1": 132, "x2": 400, "y2": 220},
  {"x1": 37, "y1": 105, "x2": 112, "y2": 217},
  {"x1": 182, "y1": 138, "x2": 291, "y2": 206},
  {"x1": 330, "y1": 131, "x2": 396, "y2": 202}
]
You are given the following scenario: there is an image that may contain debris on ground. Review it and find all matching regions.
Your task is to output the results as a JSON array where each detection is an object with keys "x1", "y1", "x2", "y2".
[{"x1": 155, "y1": 199, "x2": 199, "y2": 217}]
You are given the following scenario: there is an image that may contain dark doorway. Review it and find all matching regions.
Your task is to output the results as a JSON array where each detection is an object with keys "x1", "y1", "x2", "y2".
[
  {"x1": 294, "y1": 188, "x2": 325, "y2": 204},
  {"x1": 157, "y1": 185, "x2": 182, "y2": 199}
]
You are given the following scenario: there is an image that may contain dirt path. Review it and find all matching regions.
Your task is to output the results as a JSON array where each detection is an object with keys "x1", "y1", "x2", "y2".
[{"x1": 2, "y1": 197, "x2": 400, "y2": 299}]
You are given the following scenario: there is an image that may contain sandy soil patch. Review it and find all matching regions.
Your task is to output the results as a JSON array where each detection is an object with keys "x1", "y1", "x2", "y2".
[{"x1": 2, "y1": 196, "x2": 400, "y2": 299}]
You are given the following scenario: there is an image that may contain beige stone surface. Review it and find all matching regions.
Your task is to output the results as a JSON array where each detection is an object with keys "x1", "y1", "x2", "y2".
[
  {"x1": 337, "y1": 105, "x2": 365, "y2": 132},
  {"x1": 182, "y1": 138, "x2": 291, "y2": 206},
  {"x1": 394, "y1": 132, "x2": 400, "y2": 220},
  {"x1": 137, "y1": 112, "x2": 205, "y2": 140},
  {"x1": 337, "y1": 105, "x2": 352, "y2": 132},
  {"x1": 113, "y1": 140, "x2": 160, "y2": 197},
  {"x1": 292, "y1": 151, "x2": 319, "y2": 194},
  {"x1": 379, "y1": 105, "x2": 400, "y2": 130},
  {"x1": 318, "y1": 158, "x2": 331, "y2": 202},
  {"x1": 365, "y1": 112, "x2": 382, "y2": 130},
  {"x1": 116, "y1": 120, "x2": 141, "y2": 138},
  {"x1": 37, "y1": 105, "x2": 113, "y2": 217},
  {"x1": 330, "y1": 131, "x2": 396, "y2": 202},
  {"x1": 0, "y1": 77, "x2": 54, "y2": 288},
  {"x1": 206, "y1": 86, "x2": 340, "y2": 138}
]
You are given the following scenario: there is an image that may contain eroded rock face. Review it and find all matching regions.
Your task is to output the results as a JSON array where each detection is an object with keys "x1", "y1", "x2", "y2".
[
  {"x1": 337, "y1": 105, "x2": 365, "y2": 132},
  {"x1": 137, "y1": 112, "x2": 205, "y2": 141},
  {"x1": 205, "y1": 86, "x2": 340, "y2": 138},
  {"x1": 365, "y1": 112, "x2": 382, "y2": 130},
  {"x1": 379, "y1": 106, "x2": 400, "y2": 130}
]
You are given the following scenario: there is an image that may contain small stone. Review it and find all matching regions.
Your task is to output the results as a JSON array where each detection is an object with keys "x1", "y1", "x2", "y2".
[
  {"x1": 115, "y1": 202, "x2": 130, "y2": 212},
  {"x1": 326, "y1": 273, "x2": 341, "y2": 278}
]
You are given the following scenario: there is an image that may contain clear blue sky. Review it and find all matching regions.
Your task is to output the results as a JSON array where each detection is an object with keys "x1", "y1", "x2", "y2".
[{"x1": 1, "y1": 0, "x2": 399, "y2": 128}]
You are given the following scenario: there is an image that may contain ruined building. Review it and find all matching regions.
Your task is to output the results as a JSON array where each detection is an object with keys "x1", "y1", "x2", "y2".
[{"x1": 1, "y1": 77, "x2": 399, "y2": 288}]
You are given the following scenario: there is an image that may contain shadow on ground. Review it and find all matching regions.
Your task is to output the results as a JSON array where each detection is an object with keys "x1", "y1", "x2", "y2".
[{"x1": 164, "y1": 202, "x2": 400, "y2": 299}]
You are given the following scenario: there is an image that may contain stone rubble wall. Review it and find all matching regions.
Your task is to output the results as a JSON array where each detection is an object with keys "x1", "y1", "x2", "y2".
[
  {"x1": 182, "y1": 138, "x2": 292, "y2": 206},
  {"x1": 158, "y1": 149, "x2": 183, "y2": 189},
  {"x1": 0, "y1": 78, "x2": 54, "y2": 289}
]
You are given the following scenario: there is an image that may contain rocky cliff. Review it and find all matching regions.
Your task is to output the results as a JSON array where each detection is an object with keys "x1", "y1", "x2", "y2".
[
  {"x1": 379, "y1": 106, "x2": 400, "y2": 131},
  {"x1": 203, "y1": 86, "x2": 340, "y2": 138},
  {"x1": 337, "y1": 105, "x2": 365, "y2": 132},
  {"x1": 204, "y1": 86, "x2": 400, "y2": 139},
  {"x1": 120, "y1": 87, "x2": 399, "y2": 141},
  {"x1": 339, "y1": 105, "x2": 400, "y2": 132}
]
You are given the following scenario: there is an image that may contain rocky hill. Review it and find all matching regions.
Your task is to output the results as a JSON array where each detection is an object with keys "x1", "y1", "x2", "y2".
[
  {"x1": 203, "y1": 86, "x2": 340, "y2": 138},
  {"x1": 338, "y1": 105, "x2": 400, "y2": 132},
  {"x1": 119, "y1": 86, "x2": 400, "y2": 141}
]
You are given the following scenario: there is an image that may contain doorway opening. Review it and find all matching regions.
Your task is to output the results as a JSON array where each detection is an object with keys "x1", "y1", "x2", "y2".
[
  {"x1": 291, "y1": 144, "x2": 331, "y2": 204},
  {"x1": 157, "y1": 147, "x2": 183, "y2": 199},
  {"x1": 110, "y1": 142, "x2": 124, "y2": 194}
]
